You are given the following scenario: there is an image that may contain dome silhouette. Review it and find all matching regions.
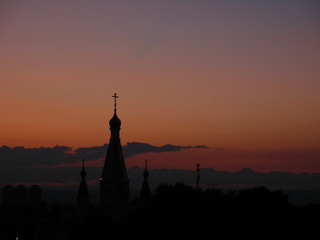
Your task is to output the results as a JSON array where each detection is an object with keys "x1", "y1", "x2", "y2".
[{"x1": 109, "y1": 112, "x2": 121, "y2": 128}]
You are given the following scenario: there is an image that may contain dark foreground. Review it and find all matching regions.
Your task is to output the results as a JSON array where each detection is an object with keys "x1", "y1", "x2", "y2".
[{"x1": 1, "y1": 184, "x2": 319, "y2": 239}]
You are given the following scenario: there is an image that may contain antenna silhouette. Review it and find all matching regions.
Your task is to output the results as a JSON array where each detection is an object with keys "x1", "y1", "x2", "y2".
[{"x1": 196, "y1": 163, "x2": 200, "y2": 190}]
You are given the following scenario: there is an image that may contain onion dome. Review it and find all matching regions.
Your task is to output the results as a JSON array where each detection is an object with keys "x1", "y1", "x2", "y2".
[{"x1": 109, "y1": 112, "x2": 121, "y2": 128}]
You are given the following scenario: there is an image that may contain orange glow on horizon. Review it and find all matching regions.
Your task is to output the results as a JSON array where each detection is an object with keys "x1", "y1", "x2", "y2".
[{"x1": 1, "y1": 1, "x2": 319, "y2": 172}]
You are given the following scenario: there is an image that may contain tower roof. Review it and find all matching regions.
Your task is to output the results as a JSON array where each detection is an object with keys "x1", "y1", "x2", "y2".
[
  {"x1": 140, "y1": 160, "x2": 151, "y2": 198},
  {"x1": 109, "y1": 112, "x2": 121, "y2": 128},
  {"x1": 77, "y1": 159, "x2": 89, "y2": 200},
  {"x1": 100, "y1": 93, "x2": 129, "y2": 211}
]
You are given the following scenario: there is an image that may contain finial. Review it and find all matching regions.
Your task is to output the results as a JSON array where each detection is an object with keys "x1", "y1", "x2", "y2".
[
  {"x1": 82, "y1": 158, "x2": 85, "y2": 169},
  {"x1": 112, "y1": 93, "x2": 119, "y2": 112},
  {"x1": 145, "y1": 160, "x2": 148, "y2": 169}
]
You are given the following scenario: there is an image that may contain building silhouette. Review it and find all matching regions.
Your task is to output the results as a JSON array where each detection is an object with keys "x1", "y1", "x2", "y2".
[
  {"x1": 140, "y1": 160, "x2": 151, "y2": 199},
  {"x1": 15, "y1": 185, "x2": 28, "y2": 206},
  {"x1": 76, "y1": 159, "x2": 90, "y2": 219},
  {"x1": 2, "y1": 184, "x2": 42, "y2": 207},
  {"x1": 2, "y1": 184, "x2": 15, "y2": 206},
  {"x1": 100, "y1": 93, "x2": 129, "y2": 221}
]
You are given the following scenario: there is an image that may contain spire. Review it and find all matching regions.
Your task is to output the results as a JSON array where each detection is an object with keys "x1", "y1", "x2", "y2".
[
  {"x1": 81, "y1": 158, "x2": 86, "y2": 181},
  {"x1": 77, "y1": 159, "x2": 89, "y2": 200},
  {"x1": 140, "y1": 160, "x2": 151, "y2": 199},
  {"x1": 76, "y1": 158, "x2": 90, "y2": 219},
  {"x1": 143, "y1": 160, "x2": 149, "y2": 178},
  {"x1": 100, "y1": 93, "x2": 129, "y2": 220}
]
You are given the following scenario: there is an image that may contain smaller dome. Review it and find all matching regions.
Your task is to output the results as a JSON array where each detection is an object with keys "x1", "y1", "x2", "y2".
[{"x1": 109, "y1": 112, "x2": 121, "y2": 128}]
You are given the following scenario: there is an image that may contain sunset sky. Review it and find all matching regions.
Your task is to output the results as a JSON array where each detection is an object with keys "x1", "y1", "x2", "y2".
[{"x1": 1, "y1": 1, "x2": 320, "y2": 175}]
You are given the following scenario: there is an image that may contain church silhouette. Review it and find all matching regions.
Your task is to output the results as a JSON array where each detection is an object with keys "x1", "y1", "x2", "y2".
[
  {"x1": 75, "y1": 93, "x2": 149, "y2": 223},
  {"x1": 71, "y1": 94, "x2": 319, "y2": 239},
  {"x1": 99, "y1": 93, "x2": 130, "y2": 221},
  {"x1": 1, "y1": 93, "x2": 319, "y2": 239}
]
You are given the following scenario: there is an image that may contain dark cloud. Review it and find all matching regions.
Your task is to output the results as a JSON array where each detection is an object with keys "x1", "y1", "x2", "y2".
[
  {"x1": 0, "y1": 145, "x2": 74, "y2": 167},
  {"x1": 74, "y1": 145, "x2": 108, "y2": 161},
  {"x1": 123, "y1": 142, "x2": 208, "y2": 157},
  {"x1": 0, "y1": 143, "x2": 208, "y2": 167}
]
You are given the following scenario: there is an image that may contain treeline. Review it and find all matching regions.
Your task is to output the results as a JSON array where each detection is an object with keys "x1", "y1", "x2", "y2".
[
  {"x1": 1, "y1": 183, "x2": 319, "y2": 239},
  {"x1": 73, "y1": 183, "x2": 319, "y2": 239},
  {"x1": 127, "y1": 183, "x2": 318, "y2": 239}
]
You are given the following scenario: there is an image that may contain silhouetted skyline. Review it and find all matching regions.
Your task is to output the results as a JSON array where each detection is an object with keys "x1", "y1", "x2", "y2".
[{"x1": 1, "y1": 93, "x2": 319, "y2": 239}]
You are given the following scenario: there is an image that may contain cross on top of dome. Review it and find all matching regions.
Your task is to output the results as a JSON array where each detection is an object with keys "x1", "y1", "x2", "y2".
[{"x1": 112, "y1": 93, "x2": 119, "y2": 112}]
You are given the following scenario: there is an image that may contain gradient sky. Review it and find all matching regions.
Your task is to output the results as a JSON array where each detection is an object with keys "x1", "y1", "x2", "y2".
[{"x1": 1, "y1": 1, "x2": 320, "y2": 173}]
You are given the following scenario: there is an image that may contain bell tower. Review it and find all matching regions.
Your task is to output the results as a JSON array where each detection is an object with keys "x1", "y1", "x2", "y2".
[{"x1": 100, "y1": 93, "x2": 129, "y2": 220}]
